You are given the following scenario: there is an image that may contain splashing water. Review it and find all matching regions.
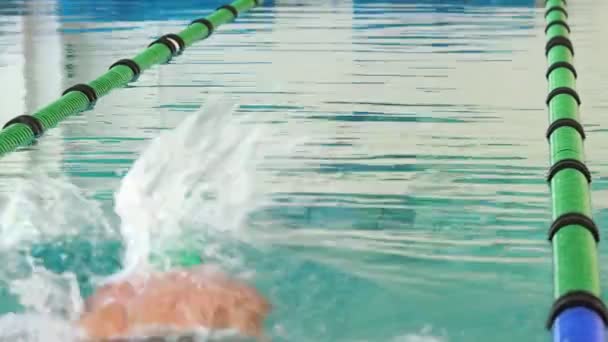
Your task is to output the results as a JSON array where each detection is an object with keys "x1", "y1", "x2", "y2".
[
  {"x1": 0, "y1": 95, "x2": 447, "y2": 342},
  {"x1": 111, "y1": 95, "x2": 267, "y2": 279},
  {"x1": 0, "y1": 174, "x2": 113, "y2": 249},
  {"x1": 0, "y1": 313, "x2": 81, "y2": 342},
  {"x1": 0, "y1": 96, "x2": 270, "y2": 341},
  {"x1": 0, "y1": 175, "x2": 111, "y2": 341}
]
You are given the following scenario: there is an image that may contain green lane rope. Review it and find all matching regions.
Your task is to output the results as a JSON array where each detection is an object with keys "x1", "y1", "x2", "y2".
[
  {"x1": 543, "y1": 0, "x2": 608, "y2": 330},
  {"x1": 0, "y1": 0, "x2": 261, "y2": 158}
]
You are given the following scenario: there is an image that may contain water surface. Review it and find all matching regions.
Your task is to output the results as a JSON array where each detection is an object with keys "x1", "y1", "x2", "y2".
[{"x1": 1, "y1": 0, "x2": 608, "y2": 341}]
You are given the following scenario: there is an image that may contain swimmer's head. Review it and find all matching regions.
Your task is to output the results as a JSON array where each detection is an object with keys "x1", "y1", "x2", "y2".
[{"x1": 78, "y1": 267, "x2": 271, "y2": 342}]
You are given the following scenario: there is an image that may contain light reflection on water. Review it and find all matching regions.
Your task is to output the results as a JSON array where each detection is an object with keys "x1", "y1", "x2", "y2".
[{"x1": 0, "y1": 0, "x2": 608, "y2": 341}]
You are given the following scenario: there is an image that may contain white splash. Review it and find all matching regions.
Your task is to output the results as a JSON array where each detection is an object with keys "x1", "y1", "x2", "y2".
[
  {"x1": 0, "y1": 95, "x2": 273, "y2": 341},
  {"x1": 0, "y1": 174, "x2": 109, "y2": 341},
  {"x1": 113, "y1": 95, "x2": 266, "y2": 278},
  {"x1": 9, "y1": 261, "x2": 83, "y2": 321},
  {"x1": 0, "y1": 258, "x2": 85, "y2": 342},
  {"x1": 0, "y1": 313, "x2": 80, "y2": 342},
  {"x1": 0, "y1": 174, "x2": 112, "y2": 248}
]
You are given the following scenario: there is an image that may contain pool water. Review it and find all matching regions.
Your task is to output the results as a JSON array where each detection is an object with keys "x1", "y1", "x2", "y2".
[{"x1": 1, "y1": 0, "x2": 608, "y2": 341}]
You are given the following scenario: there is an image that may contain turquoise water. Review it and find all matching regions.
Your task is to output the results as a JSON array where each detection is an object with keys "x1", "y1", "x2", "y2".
[{"x1": 1, "y1": 0, "x2": 608, "y2": 341}]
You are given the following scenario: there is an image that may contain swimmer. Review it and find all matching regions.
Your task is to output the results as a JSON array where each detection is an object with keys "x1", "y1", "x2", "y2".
[{"x1": 76, "y1": 264, "x2": 271, "y2": 341}]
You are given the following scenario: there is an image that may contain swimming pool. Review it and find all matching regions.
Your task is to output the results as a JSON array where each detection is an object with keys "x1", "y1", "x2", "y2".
[{"x1": 1, "y1": 0, "x2": 608, "y2": 341}]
